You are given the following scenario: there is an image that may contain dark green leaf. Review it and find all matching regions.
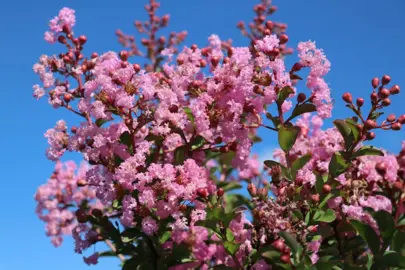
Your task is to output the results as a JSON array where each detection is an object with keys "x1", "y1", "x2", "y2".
[
  {"x1": 262, "y1": 250, "x2": 280, "y2": 260},
  {"x1": 289, "y1": 103, "x2": 317, "y2": 120},
  {"x1": 224, "y1": 241, "x2": 240, "y2": 256},
  {"x1": 319, "y1": 193, "x2": 333, "y2": 208},
  {"x1": 279, "y1": 231, "x2": 303, "y2": 256},
  {"x1": 346, "y1": 121, "x2": 360, "y2": 143},
  {"x1": 376, "y1": 250, "x2": 400, "y2": 268},
  {"x1": 350, "y1": 220, "x2": 380, "y2": 254},
  {"x1": 120, "y1": 131, "x2": 132, "y2": 147},
  {"x1": 213, "y1": 265, "x2": 235, "y2": 270},
  {"x1": 328, "y1": 152, "x2": 350, "y2": 177},
  {"x1": 278, "y1": 125, "x2": 300, "y2": 153},
  {"x1": 352, "y1": 146, "x2": 384, "y2": 159},
  {"x1": 174, "y1": 145, "x2": 187, "y2": 165},
  {"x1": 95, "y1": 118, "x2": 109, "y2": 127},
  {"x1": 277, "y1": 86, "x2": 294, "y2": 106},
  {"x1": 392, "y1": 231, "x2": 405, "y2": 252},
  {"x1": 190, "y1": 136, "x2": 206, "y2": 150},
  {"x1": 333, "y1": 120, "x2": 353, "y2": 150},
  {"x1": 315, "y1": 174, "x2": 324, "y2": 194},
  {"x1": 370, "y1": 111, "x2": 384, "y2": 120},
  {"x1": 372, "y1": 210, "x2": 395, "y2": 243}
]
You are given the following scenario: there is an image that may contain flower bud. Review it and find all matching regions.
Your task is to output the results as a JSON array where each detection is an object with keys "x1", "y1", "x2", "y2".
[
  {"x1": 91, "y1": 52, "x2": 98, "y2": 59},
  {"x1": 279, "y1": 34, "x2": 288, "y2": 44},
  {"x1": 382, "y1": 98, "x2": 391, "y2": 106},
  {"x1": 311, "y1": 194, "x2": 320, "y2": 203},
  {"x1": 398, "y1": 115, "x2": 405, "y2": 124},
  {"x1": 366, "y1": 132, "x2": 375, "y2": 140},
  {"x1": 191, "y1": 44, "x2": 198, "y2": 51},
  {"x1": 370, "y1": 92, "x2": 378, "y2": 102},
  {"x1": 169, "y1": 104, "x2": 179, "y2": 113},
  {"x1": 272, "y1": 239, "x2": 285, "y2": 251},
  {"x1": 372, "y1": 77, "x2": 380, "y2": 88},
  {"x1": 119, "y1": 50, "x2": 129, "y2": 61},
  {"x1": 382, "y1": 75, "x2": 391, "y2": 85},
  {"x1": 356, "y1": 98, "x2": 364, "y2": 107},
  {"x1": 375, "y1": 162, "x2": 386, "y2": 175},
  {"x1": 392, "y1": 122, "x2": 402, "y2": 131},
  {"x1": 62, "y1": 24, "x2": 71, "y2": 34},
  {"x1": 197, "y1": 188, "x2": 208, "y2": 198},
  {"x1": 211, "y1": 56, "x2": 220, "y2": 67},
  {"x1": 78, "y1": 35, "x2": 87, "y2": 45},
  {"x1": 342, "y1": 92, "x2": 352, "y2": 103},
  {"x1": 229, "y1": 141, "x2": 238, "y2": 152},
  {"x1": 378, "y1": 88, "x2": 390, "y2": 99},
  {"x1": 133, "y1": 64, "x2": 141, "y2": 73},
  {"x1": 365, "y1": 119, "x2": 377, "y2": 129},
  {"x1": 322, "y1": 184, "x2": 332, "y2": 194},
  {"x1": 71, "y1": 126, "x2": 77, "y2": 134},
  {"x1": 387, "y1": 114, "x2": 396, "y2": 122},
  {"x1": 217, "y1": 188, "x2": 225, "y2": 197},
  {"x1": 394, "y1": 181, "x2": 403, "y2": 190},
  {"x1": 297, "y1": 93, "x2": 306, "y2": 103},
  {"x1": 63, "y1": 93, "x2": 72, "y2": 102},
  {"x1": 57, "y1": 35, "x2": 67, "y2": 44},
  {"x1": 280, "y1": 254, "x2": 291, "y2": 264},
  {"x1": 390, "y1": 85, "x2": 400, "y2": 95}
]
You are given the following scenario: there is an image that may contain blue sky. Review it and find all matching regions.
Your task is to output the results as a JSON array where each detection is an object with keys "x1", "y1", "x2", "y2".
[{"x1": 0, "y1": 0, "x2": 404, "y2": 269}]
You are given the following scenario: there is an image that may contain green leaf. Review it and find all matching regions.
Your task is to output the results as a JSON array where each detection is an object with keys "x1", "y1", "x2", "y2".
[
  {"x1": 289, "y1": 103, "x2": 317, "y2": 120},
  {"x1": 315, "y1": 209, "x2": 336, "y2": 223},
  {"x1": 190, "y1": 136, "x2": 206, "y2": 150},
  {"x1": 159, "y1": 231, "x2": 172, "y2": 244},
  {"x1": 392, "y1": 231, "x2": 405, "y2": 252},
  {"x1": 377, "y1": 250, "x2": 400, "y2": 268},
  {"x1": 350, "y1": 220, "x2": 380, "y2": 254},
  {"x1": 372, "y1": 210, "x2": 395, "y2": 243},
  {"x1": 183, "y1": 107, "x2": 195, "y2": 123},
  {"x1": 226, "y1": 229, "x2": 235, "y2": 242},
  {"x1": 217, "y1": 181, "x2": 242, "y2": 192},
  {"x1": 346, "y1": 120, "x2": 360, "y2": 142},
  {"x1": 278, "y1": 125, "x2": 300, "y2": 153},
  {"x1": 315, "y1": 174, "x2": 324, "y2": 194},
  {"x1": 263, "y1": 160, "x2": 290, "y2": 179},
  {"x1": 95, "y1": 118, "x2": 109, "y2": 127},
  {"x1": 174, "y1": 145, "x2": 187, "y2": 165},
  {"x1": 213, "y1": 265, "x2": 235, "y2": 270},
  {"x1": 352, "y1": 146, "x2": 384, "y2": 159},
  {"x1": 319, "y1": 193, "x2": 333, "y2": 208},
  {"x1": 224, "y1": 241, "x2": 240, "y2": 256},
  {"x1": 333, "y1": 120, "x2": 354, "y2": 150},
  {"x1": 291, "y1": 154, "x2": 312, "y2": 180},
  {"x1": 277, "y1": 86, "x2": 294, "y2": 106},
  {"x1": 279, "y1": 231, "x2": 303, "y2": 256},
  {"x1": 262, "y1": 250, "x2": 280, "y2": 260},
  {"x1": 370, "y1": 111, "x2": 384, "y2": 120},
  {"x1": 120, "y1": 131, "x2": 132, "y2": 147},
  {"x1": 328, "y1": 152, "x2": 350, "y2": 177}
]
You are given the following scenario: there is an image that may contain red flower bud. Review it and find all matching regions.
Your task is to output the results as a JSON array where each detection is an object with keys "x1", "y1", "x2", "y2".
[
  {"x1": 248, "y1": 183, "x2": 257, "y2": 196},
  {"x1": 392, "y1": 122, "x2": 402, "y2": 131},
  {"x1": 365, "y1": 119, "x2": 377, "y2": 129},
  {"x1": 279, "y1": 34, "x2": 289, "y2": 44},
  {"x1": 322, "y1": 184, "x2": 332, "y2": 194},
  {"x1": 375, "y1": 162, "x2": 386, "y2": 175},
  {"x1": 57, "y1": 35, "x2": 67, "y2": 44},
  {"x1": 370, "y1": 92, "x2": 378, "y2": 102},
  {"x1": 63, "y1": 93, "x2": 72, "y2": 102},
  {"x1": 71, "y1": 126, "x2": 77, "y2": 134},
  {"x1": 387, "y1": 114, "x2": 396, "y2": 122},
  {"x1": 371, "y1": 77, "x2": 380, "y2": 88},
  {"x1": 91, "y1": 52, "x2": 98, "y2": 59},
  {"x1": 394, "y1": 181, "x2": 403, "y2": 190},
  {"x1": 78, "y1": 35, "x2": 87, "y2": 45},
  {"x1": 311, "y1": 194, "x2": 320, "y2": 203},
  {"x1": 197, "y1": 188, "x2": 208, "y2": 198},
  {"x1": 366, "y1": 132, "x2": 375, "y2": 140},
  {"x1": 272, "y1": 239, "x2": 285, "y2": 251},
  {"x1": 382, "y1": 98, "x2": 391, "y2": 106},
  {"x1": 133, "y1": 63, "x2": 141, "y2": 73},
  {"x1": 211, "y1": 56, "x2": 220, "y2": 67},
  {"x1": 342, "y1": 92, "x2": 352, "y2": 103},
  {"x1": 280, "y1": 254, "x2": 291, "y2": 264},
  {"x1": 398, "y1": 115, "x2": 405, "y2": 124},
  {"x1": 119, "y1": 50, "x2": 129, "y2": 61},
  {"x1": 356, "y1": 98, "x2": 364, "y2": 107},
  {"x1": 169, "y1": 104, "x2": 179, "y2": 113},
  {"x1": 297, "y1": 93, "x2": 306, "y2": 103},
  {"x1": 217, "y1": 188, "x2": 225, "y2": 197},
  {"x1": 390, "y1": 85, "x2": 400, "y2": 95},
  {"x1": 378, "y1": 88, "x2": 390, "y2": 99},
  {"x1": 382, "y1": 75, "x2": 391, "y2": 85}
]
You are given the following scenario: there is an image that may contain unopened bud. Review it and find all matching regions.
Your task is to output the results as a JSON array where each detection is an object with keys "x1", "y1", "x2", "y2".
[
  {"x1": 247, "y1": 183, "x2": 257, "y2": 196},
  {"x1": 392, "y1": 122, "x2": 402, "y2": 131},
  {"x1": 297, "y1": 93, "x2": 306, "y2": 103},
  {"x1": 382, "y1": 98, "x2": 391, "y2": 106},
  {"x1": 375, "y1": 162, "x2": 387, "y2": 175},
  {"x1": 382, "y1": 75, "x2": 391, "y2": 85},
  {"x1": 356, "y1": 98, "x2": 364, "y2": 107},
  {"x1": 390, "y1": 85, "x2": 400, "y2": 95},
  {"x1": 387, "y1": 114, "x2": 396, "y2": 122},
  {"x1": 78, "y1": 35, "x2": 87, "y2": 45},
  {"x1": 342, "y1": 92, "x2": 352, "y2": 103},
  {"x1": 371, "y1": 77, "x2": 380, "y2": 88}
]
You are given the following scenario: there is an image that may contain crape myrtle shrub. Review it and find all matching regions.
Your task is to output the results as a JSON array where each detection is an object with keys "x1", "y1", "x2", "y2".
[{"x1": 33, "y1": 0, "x2": 405, "y2": 269}]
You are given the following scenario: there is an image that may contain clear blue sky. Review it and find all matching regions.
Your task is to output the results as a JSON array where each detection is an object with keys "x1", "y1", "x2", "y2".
[{"x1": 1, "y1": 0, "x2": 404, "y2": 269}]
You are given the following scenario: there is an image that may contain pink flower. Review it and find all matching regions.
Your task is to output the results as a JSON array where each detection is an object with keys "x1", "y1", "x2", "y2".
[
  {"x1": 255, "y1": 35, "x2": 280, "y2": 53},
  {"x1": 142, "y1": 217, "x2": 158, "y2": 236},
  {"x1": 83, "y1": 252, "x2": 99, "y2": 265}
]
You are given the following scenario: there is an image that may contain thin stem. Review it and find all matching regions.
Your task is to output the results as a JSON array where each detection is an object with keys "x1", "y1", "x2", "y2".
[{"x1": 104, "y1": 239, "x2": 125, "y2": 262}]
